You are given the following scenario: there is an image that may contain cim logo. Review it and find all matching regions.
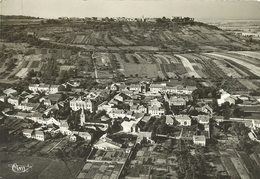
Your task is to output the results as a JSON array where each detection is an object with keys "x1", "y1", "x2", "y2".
[{"x1": 8, "y1": 163, "x2": 32, "y2": 173}]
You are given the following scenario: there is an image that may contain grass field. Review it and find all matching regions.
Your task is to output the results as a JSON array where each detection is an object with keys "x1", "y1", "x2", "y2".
[
  {"x1": 232, "y1": 51, "x2": 260, "y2": 60},
  {"x1": 207, "y1": 53, "x2": 260, "y2": 78},
  {"x1": 221, "y1": 156, "x2": 241, "y2": 179},
  {"x1": 123, "y1": 64, "x2": 158, "y2": 78}
]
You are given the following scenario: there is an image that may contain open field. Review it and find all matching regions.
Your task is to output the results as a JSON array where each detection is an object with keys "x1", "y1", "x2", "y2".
[
  {"x1": 207, "y1": 53, "x2": 260, "y2": 78},
  {"x1": 2, "y1": 51, "x2": 260, "y2": 82},
  {"x1": 123, "y1": 64, "x2": 158, "y2": 78},
  {"x1": 221, "y1": 156, "x2": 241, "y2": 179},
  {"x1": 15, "y1": 68, "x2": 29, "y2": 78},
  {"x1": 230, "y1": 157, "x2": 250, "y2": 179},
  {"x1": 232, "y1": 51, "x2": 260, "y2": 60},
  {"x1": 175, "y1": 54, "x2": 201, "y2": 78},
  {"x1": 238, "y1": 79, "x2": 259, "y2": 90}
]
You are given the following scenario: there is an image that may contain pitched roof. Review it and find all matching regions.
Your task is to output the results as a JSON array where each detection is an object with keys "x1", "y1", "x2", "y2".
[
  {"x1": 35, "y1": 131, "x2": 44, "y2": 135},
  {"x1": 3, "y1": 88, "x2": 17, "y2": 95},
  {"x1": 23, "y1": 129, "x2": 33, "y2": 134},
  {"x1": 193, "y1": 135, "x2": 206, "y2": 142},
  {"x1": 175, "y1": 115, "x2": 191, "y2": 121}
]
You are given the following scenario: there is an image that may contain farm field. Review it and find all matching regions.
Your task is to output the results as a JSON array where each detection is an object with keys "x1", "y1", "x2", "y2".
[
  {"x1": 231, "y1": 51, "x2": 260, "y2": 60},
  {"x1": 174, "y1": 54, "x2": 201, "y2": 78},
  {"x1": 123, "y1": 64, "x2": 158, "y2": 78},
  {"x1": 230, "y1": 157, "x2": 250, "y2": 179},
  {"x1": 206, "y1": 53, "x2": 260, "y2": 78},
  {"x1": 80, "y1": 51, "x2": 260, "y2": 81},
  {"x1": 238, "y1": 79, "x2": 259, "y2": 90},
  {"x1": 220, "y1": 156, "x2": 242, "y2": 179}
]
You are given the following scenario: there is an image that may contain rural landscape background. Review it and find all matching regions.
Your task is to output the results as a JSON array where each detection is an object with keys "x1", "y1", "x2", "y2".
[{"x1": 1, "y1": 0, "x2": 260, "y2": 179}]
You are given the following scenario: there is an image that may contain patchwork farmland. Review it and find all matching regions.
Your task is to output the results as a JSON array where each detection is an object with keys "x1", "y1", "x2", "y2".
[{"x1": 92, "y1": 51, "x2": 260, "y2": 83}]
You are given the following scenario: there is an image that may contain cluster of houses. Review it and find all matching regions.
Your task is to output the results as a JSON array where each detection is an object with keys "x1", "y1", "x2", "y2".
[
  {"x1": 57, "y1": 16, "x2": 195, "y2": 23},
  {"x1": 2, "y1": 80, "x2": 259, "y2": 149}
]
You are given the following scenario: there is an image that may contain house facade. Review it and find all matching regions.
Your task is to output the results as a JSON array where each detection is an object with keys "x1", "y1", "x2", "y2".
[
  {"x1": 175, "y1": 115, "x2": 191, "y2": 126},
  {"x1": 70, "y1": 97, "x2": 93, "y2": 112},
  {"x1": 193, "y1": 135, "x2": 206, "y2": 146}
]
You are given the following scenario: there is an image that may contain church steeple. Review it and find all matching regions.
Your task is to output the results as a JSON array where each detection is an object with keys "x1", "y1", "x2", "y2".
[{"x1": 80, "y1": 108, "x2": 85, "y2": 126}]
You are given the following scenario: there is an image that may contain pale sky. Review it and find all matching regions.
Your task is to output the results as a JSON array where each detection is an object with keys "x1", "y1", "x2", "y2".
[{"x1": 0, "y1": 0, "x2": 260, "y2": 20}]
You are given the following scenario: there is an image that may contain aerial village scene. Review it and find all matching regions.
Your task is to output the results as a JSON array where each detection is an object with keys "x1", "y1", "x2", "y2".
[{"x1": 1, "y1": 0, "x2": 260, "y2": 179}]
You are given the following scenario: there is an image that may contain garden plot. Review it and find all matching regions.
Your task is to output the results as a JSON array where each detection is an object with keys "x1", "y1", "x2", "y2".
[
  {"x1": 111, "y1": 53, "x2": 125, "y2": 70},
  {"x1": 125, "y1": 54, "x2": 135, "y2": 63},
  {"x1": 15, "y1": 68, "x2": 29, "y2": 78},
  {"x1": 30, "y1": 61, "x2": 41, "y2": 68},
  {"x1": 133, "y1": 53, "x2": 147, "y2": 64},
  {"x1": 180, "y1": 54, "x2": 208, "y2": 78},
  {"x1": 232, "y1": 51, "x2": 260, "y2": 60},
  {"x1": 164, "y1": 55, "x2": 179, "y2": 63},
  {"x1": 123, "y1": 64, "x2": 158, "y2": 78},
  {"x1": 221, "y1": 156, "x2": 241, "y2": 179},
  {"x1": 111, "y1": 36, "x2": 134, "y2": 45},
  {"x1": 154, "y1": 54, "x2": 170, "y2": 64},
  {"x1": 194, "y1": 54, "x2": 228, "y2": 79},
  {"x1": 138, "y1": 53, "x2": 153, "y2": 64},
  {"x1": 140, "y1": 46, "x2": 160, "y2": 51},
  {"x1": 212, "y1": 59, "x2": 242, "y2": 78},
  {"x1": 238, "y1": 152, "x2": 260, "y2": 179},
  {"x1": 230, "y1": 157, "x2": 250, "y2": 179},
  {"x1": 72, "y1": 35, "x2": 86, "y2": 44},
  {"x1": 207, "y1": 53, "x2": 260, "y2": 77},
  {"x1": 225, "y1": 52, "x2": 260, "y2": 67},
  {"x1": 24, "y1": 54, "x2": 42, "y2": 61},
  {"x1": 153, "y1": 55, "x2": 162, "y2": 64},
  {"x1": 175, "y1": 54, "x2": 201, "y2": 78},
  {"x1": 93, "y1": 53, "x2": 111, "y2": 67},
  {"x1": 238, "y1": 79, "x2": 259, "y2": 90},
  {"x1": 104, "y1": 32, "x2": 114, "y2": 45}
]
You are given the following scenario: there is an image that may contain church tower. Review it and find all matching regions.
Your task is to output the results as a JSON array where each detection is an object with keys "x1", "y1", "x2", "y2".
[{"x1": 80, "y1": 108, "x2": 85, "y2": 126}]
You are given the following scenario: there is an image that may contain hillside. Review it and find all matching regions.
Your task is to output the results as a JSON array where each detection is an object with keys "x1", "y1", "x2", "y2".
[
  {"x1": 1, "y1": 17, "x2": 259, "y2": 52},
  {"x1": 1, "y1": 16, "x2": 260, "y2": 88}
]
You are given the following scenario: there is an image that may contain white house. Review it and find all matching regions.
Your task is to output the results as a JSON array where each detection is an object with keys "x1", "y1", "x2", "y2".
[
  {"x1": 150, "y1": 84, "x2": 165, "y2": 93},
  {"x1": 15, "y1": 103, "x2": 40, "y2": 112},
  {"x1": 121, "y1": 121, "x2": 140, "y2": 133},
  {"x1": 197, "y1": 115, "x2": 210, "y2": 125},
  {"x1": 166, "y1": 115, "x2": 174, "y2": 125},
  {"x1": 60, "y1": 121, "x2": 71, "y2": 135},
  {"x1": 7, "y1": 96, "x2": 20, "y2": 106},
  {"x1": 193, "y1": 135, "x2": 206, "y2": 147},
  {"x1": 94, "y1": 134, "x2": 122, "y2": 150},
  {"x1": 22, "y1": 130, "x2": 45, "y2": 141},
  {"x1": 136, "y1": 132, "x2": 154, "y2": 144},
  {"x1": 46, "y1": 117, "x2": 61, "y2": 127},
  {"x1": 217, "y1": 91, "x2": 236, "y2": 106},
  {"x1": 34, "y1": 131, "x2": 45, "y2": 141},
  {"x1": 175, "y1": 115, "x2": 191, "y2": 126},
  {"x1": 97, "y1": 101, "x2": 114, "y2": 112},
  {"x1": 148, "y1": 106, "x2": 165, "y2": 116},
  {"x1": 78, "y1": 132, "x2": 92, "y2": 141},
  {"x1": 29, "y1": 84, "x2": 50, "y2": 93},
  {"x1": 27, "y1": 112, "x2": 43, "y2": 122},
  {"x1": 0, "y1": 95, "x2": 7, "y2": 102},
  {"x1": 150, "y1": 98, "x2": 162, "y2": 107},
  {"x1": 108, "y1": 109, "x2": 125, "y2": 119},
  {"x1": 3, "y1": 88, "x2": 17, "y2": 96},
  {"x1": 201, "y1": 105, "x2": 213, "y2": 117},
  {"x1": 23, "y1": 129, "x2": 33, "y2": 138},
  {"x1": 70, "y1": 97, "x2": 93, "y2": 112},
  {"x1": 49, "y1": 85, "x2": 63, "y2": 94},
  {"x1": 168, "y1": 96, "x2": 186, "y2": 106},
  {"x1": 252, "y1": 120, "x2": 260, "y2": 130}
]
